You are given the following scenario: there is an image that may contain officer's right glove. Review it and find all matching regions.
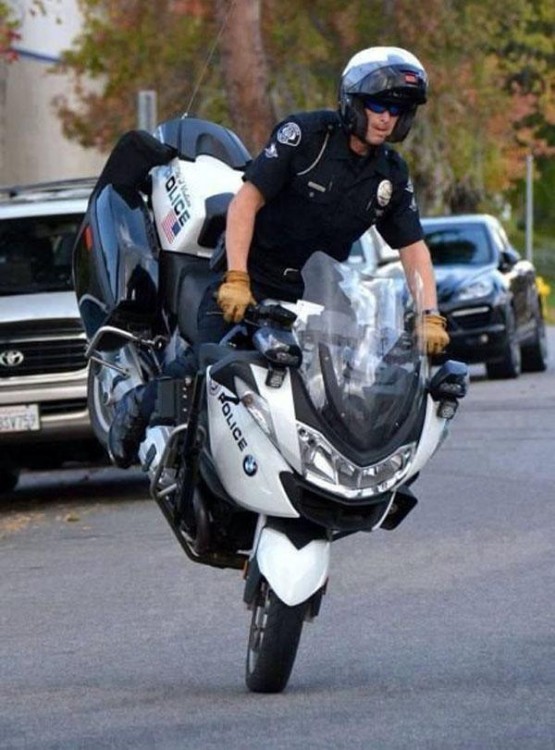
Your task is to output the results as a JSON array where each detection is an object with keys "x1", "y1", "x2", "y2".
[
  {"x1": 216, "y1": 270, "x2": 256, "y2": 323},
  {"x1": 419, "y1": 312, "x2": 450, "y2": 356}
]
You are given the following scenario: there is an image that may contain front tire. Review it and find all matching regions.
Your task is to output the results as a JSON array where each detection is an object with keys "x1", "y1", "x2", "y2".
[
  {"x1": 0, "y1": 466, "x2": 20, "y2": 493},
  {"x1": 246, "y1": 580, "x2": 307, "y2": 693},
  {"x1": 486, "y1": 308, "x2": 521, "y2": 379},
  {"x1": 521, "y1": 309, "x2": 548, "y2": 372}
]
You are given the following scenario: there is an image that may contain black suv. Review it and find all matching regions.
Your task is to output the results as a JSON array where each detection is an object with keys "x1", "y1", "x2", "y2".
[
  {"x1": 423, "y1": 214, "x2": 548, "y2": 378},
  {"x1": 352, "y1": 215, "x2": 549, "y2": 379}
]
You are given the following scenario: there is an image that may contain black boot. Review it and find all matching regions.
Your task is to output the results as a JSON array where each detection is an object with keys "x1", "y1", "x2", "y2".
[{"x1": 108, "y1": 385, "x2": 148, "y2": 468}]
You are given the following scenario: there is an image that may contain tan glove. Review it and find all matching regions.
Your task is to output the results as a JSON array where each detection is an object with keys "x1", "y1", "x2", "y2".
[
  {"x1": 420, "y1": 312, "x2": 450, "y2": 356},
  {"x1": 216, "y1": 270, "x2": 256, "y2": 323}
]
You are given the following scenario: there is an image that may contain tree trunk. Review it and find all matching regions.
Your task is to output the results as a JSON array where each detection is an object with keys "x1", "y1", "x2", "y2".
[{"x1": 215, "y1": 0, "x2": 275, "y2": 154}]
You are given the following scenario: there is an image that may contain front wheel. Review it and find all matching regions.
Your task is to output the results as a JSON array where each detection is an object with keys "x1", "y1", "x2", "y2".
[
  {"x1": 521, "y1": 309, "x2": 548, "y2": 372},
  {"x1": 246, "y1": 580, "x2": 307, "y2": 693},
  {"x1": 486, "y1": 308, "x2": 521, "y2": 379},
  {"x1": 0, "y1": 466, "x2": 20, "y2": 493}
]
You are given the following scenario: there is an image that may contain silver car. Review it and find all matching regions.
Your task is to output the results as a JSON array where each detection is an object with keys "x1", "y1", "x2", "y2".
[{"x1": 0, "y1": 179, "x2": 104, "y2": 492}]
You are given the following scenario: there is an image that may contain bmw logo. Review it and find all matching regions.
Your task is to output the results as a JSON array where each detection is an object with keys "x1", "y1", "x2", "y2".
[
  {"x1": 0, "y1": 350, "x2": 24, "y2": 367},
  {"x1": 243, "y1": 455, "x2": 258, "y2": 477}
]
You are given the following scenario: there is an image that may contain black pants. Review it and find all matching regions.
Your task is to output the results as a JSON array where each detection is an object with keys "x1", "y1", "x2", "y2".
[{"x1": 140, "y1": 277, "x2": 291, "y2": 419}]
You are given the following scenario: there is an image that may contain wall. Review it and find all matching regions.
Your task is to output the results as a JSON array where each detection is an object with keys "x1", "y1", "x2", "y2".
[{"x1": 1, "y1": 0, "x2": 105, "y2": 186}]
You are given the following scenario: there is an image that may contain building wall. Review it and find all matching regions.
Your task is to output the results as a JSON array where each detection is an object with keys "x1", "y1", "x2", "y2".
[{"x1": 1, "y1": 0, "x2": 105, "y2": 186}]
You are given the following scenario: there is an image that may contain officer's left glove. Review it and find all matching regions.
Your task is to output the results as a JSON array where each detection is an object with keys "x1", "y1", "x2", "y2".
[{"x1": 420, "y1": 312, "x2": 450, "y2": 356}]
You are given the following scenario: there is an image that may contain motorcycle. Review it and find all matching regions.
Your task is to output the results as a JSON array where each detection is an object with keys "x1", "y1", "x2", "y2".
[{"x1": 73, "y1": 116, "x2": 468, "y2": 693}]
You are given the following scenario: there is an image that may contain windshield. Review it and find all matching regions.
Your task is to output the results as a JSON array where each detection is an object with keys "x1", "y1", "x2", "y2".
[
  {"x1": 0, "y1": 215, "x2": 82, "y2": 295},
  {"x1": 294, "y1": 252, "x2": 426, "y2": 454},
  {"x1": 423, "y1": 222, "x2": 494, "y2": 266}
]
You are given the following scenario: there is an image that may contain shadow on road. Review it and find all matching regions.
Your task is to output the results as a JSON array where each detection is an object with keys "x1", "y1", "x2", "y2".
[{"x1": 0, "y1": 465, "x2": 149, "y2": 516}]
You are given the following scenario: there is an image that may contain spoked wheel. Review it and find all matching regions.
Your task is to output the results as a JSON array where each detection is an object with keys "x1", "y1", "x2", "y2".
[
  {"x1": 87, "y1": 362, "x2": 113, "y2": 449},
  {"x1": 246, "y1": 579, "x2": 307, "y2": 693}
]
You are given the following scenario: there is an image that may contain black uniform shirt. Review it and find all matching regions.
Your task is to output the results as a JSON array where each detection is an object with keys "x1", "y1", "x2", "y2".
[{"x1": 243, "y1": 110, "x2": 423, "y2": 295}]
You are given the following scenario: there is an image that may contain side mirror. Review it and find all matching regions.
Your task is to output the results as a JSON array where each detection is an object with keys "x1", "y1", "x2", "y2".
[
  {"x1": 429, "y1": 360, "x2": 468, "y2": 400},
  {"x1": 428, "y1": 360, "x2": 469, "y2": 419},
  {"x1": 253, "y1": 326, "x2": 302, "y2": 369}
]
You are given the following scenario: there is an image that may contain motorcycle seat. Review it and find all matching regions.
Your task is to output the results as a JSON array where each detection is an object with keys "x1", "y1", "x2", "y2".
[{"x1": 177, "y1": 262, "x2": 219, "y2": 344}]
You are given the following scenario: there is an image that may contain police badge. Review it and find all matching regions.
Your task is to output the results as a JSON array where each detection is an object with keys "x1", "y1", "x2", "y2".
[{"x1": 376, "y1": 179, "x2": 393, "y2": 207}]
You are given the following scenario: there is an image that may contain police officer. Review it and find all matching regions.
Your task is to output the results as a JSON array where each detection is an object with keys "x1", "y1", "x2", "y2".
[{"x1": 109, "y1": 46, "x2": 449, "y2": 467}]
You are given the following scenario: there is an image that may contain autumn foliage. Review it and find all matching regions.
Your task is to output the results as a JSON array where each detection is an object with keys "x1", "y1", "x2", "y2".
[
  {"x1": 0, "y1": 1, "x2": 21, "y2": 62},
  {"x1": 55, "y1": 0, "x2": 555, "y2": 213}
]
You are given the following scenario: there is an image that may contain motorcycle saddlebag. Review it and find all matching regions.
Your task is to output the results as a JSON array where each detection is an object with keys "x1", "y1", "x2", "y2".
[{"x1": 73, "y1": 183, "x2": 160, "y2": 345}]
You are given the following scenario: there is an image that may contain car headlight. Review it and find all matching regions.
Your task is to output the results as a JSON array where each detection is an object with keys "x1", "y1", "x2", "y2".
[
  {"x1": 455, "y1": 279, "x2": 494, "y2": 301},
  {"x1": 297, "y1": 423, "x2": 415, "y2": 499},
  {"x1": 235, "y1": 378, "x2": 278, "y2": 445}
]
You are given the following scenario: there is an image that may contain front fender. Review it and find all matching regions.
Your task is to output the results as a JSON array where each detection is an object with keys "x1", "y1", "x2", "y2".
[{"x1": 255, "y1": 526, "x2": 330, "y2": 607}]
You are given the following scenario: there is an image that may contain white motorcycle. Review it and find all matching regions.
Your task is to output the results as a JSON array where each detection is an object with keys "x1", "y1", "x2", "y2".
[{"x1": 73, "y1": 117, "x2": 468, "y2": 693}]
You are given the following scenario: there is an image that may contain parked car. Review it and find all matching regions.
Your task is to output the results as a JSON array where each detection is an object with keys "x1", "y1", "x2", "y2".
[
  {"x1": 351, "y1": 214, "x2": 548, "y2": 379},
  {"x1": 0, "y1": 178, "x2": 105, "y2": 492}
]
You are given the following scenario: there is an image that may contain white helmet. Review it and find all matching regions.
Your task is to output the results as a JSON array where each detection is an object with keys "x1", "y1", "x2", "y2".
[{"x1": 339, "y1": 47, "x2": 428, "y2": 143}]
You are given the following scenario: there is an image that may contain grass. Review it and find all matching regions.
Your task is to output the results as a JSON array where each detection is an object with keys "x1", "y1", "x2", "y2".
[{"x1": 541, "y1": 276, "x2": 555, "y2": 324}]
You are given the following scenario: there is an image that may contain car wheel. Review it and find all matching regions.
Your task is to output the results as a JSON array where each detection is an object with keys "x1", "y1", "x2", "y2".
[
  {"x1": 485, "y1": 308, "x2": 521, "y2": 379},
  {"x1": 521, "y1": 309, "x2": 548, "y2": 373},
  {"x1": 0, "y1": 466, "x2": 20, "y2": 493}
]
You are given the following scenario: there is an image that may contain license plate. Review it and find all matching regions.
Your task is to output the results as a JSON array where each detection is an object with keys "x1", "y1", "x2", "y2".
[{"x1": 0, "y1": 404, "x2": 40, "y2": 433}]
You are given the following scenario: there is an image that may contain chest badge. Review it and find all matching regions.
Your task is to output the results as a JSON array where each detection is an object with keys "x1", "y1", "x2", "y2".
[{"x1": 376, "y1": 179, "x2": 393, "y2": 207}]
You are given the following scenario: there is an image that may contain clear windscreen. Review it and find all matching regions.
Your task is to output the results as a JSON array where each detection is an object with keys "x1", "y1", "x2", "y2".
[{"x1": 293, "y1": 252, "x2": 427, "y2": 452}]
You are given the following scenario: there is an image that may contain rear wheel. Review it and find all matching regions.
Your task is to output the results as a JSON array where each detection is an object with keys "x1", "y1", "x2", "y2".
[
  {"x1": 486, "y1": 308, "x2": 521, "y2": 379},
  {"x1": 246, "y1": 580, "x2": 307, "y2": 693},
  {"x1": 521, "y1": 310, "x2": 548, "y2": 372},
  {"x1": 87, "y1": 363, "x2": 113, "y2": 449}
]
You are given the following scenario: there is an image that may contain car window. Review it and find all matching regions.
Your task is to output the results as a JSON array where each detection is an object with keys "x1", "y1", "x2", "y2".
[
  {"x1": 0, "y1": 214, "x2": 82, "y2": 295},
  {"x1": 422, "y1": 223, "x2": 494, "y2": 266}
]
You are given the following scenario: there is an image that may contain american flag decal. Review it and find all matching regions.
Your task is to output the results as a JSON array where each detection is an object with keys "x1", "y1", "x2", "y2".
[{"x1": 162, "y1": 209, "x2": 181, "y2": 243}]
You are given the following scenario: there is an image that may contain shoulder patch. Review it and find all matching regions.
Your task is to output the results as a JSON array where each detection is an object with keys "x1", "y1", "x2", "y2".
[{"x1": 277, "y1": 122, "x2": 302, "y2": 147}]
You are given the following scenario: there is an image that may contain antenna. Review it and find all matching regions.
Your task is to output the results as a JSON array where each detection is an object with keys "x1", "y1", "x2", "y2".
[{"x1": 183, "y1": 0, "x2": 238, "y2": 118}]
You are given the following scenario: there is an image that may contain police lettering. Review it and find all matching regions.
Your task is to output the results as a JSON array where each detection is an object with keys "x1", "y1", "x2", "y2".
[
  {"x1": 165, "y1": 175, "x2": 191, "y2": 227},
  {"x1": 218, "y1": 392, "x2": 248, "y2": 451}
]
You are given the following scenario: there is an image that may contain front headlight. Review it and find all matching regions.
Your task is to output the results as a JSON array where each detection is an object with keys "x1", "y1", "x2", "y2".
[
  {"x1": 297, "y1": 423, "x2": 415, "y2": 499},
  {"x1": 455, "y1": 278, "x2": 494, "y2": 301}
]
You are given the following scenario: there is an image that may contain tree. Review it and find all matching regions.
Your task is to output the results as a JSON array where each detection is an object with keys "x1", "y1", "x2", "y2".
[
  {"x1": 215, "y1": 0, "x2": 274, "y2": 150},
  {"x1": 0, "y1": 1, "x2": 21, "y2": 179},
  {"x1": 55, "y1": 0, "x2": 555, "y2": 218},
  {"x1": 56, "y1": 0, "x2": 274, "y2": 154}
]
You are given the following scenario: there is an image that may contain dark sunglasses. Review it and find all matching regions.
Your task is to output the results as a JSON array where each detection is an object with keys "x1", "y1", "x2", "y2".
[{"x1": 359, "y1": 96, "x2": 406, "y2": 116}]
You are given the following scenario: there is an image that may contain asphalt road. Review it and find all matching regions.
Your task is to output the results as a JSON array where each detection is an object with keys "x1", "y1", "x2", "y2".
[{"x1": 1, "y1": 337, "x2": 555, "y2": 750}]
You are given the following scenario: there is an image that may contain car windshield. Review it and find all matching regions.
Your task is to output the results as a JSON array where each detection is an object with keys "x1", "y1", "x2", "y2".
[
  {"x1": 0, "y1": 214, "x2": 82, "y2": 295},
  {"x1": 422, "y1": 223, "x2": 494, "y2": 266}
]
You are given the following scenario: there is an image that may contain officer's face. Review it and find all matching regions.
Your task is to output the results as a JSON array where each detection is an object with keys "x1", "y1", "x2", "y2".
[{"x1": 363, "y1": 107, "x2": 399, "y2": 145}]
